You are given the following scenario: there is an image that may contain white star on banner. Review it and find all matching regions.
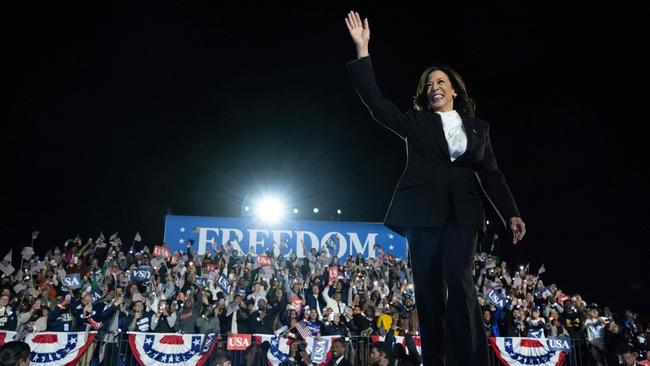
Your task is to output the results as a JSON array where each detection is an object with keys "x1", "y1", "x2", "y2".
[
  {"x1": 180, "y1": 227, "x2": 186, "y2": 232},
  {"x1": 145, "y1": 338, "x2": 153, "y2": 345},
  {"x1": 193, "y1": 338, "x2": 201, "y2": 346},
  {"x1": 388, "y1": 234, "x2": 394, "y2": 239},
  {"x1": 389, "y1": 245, "x2": 394, "y2": 250},
  {"x1": 179, "y1": 239, "x2": 184, "y2": 244}
]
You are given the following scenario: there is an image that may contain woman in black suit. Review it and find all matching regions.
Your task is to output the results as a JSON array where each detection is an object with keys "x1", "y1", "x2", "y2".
[{"x1": 345, "y1": 11, "x2": 526, "y2": 366}]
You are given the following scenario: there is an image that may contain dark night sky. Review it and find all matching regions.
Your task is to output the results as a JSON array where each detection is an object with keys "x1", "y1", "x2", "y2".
[{"x1": 2, "y1": 2, "x2": 647, "y2": 313}]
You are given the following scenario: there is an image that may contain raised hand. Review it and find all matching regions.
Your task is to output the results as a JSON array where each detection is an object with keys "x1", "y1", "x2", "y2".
[
  {"x1": 345, "y1": 11, "x2": 370, "y2": 58},
  {"x1": 508, "y1": 217, "x2": 527, "y2": 245}
]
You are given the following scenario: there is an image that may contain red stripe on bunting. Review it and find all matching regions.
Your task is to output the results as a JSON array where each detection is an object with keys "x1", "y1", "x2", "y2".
[
  {"x1": 63, "y1": 333, "x2": 96, "y2": 366},
  {"x1": 32, "y1": 334, "x2": 58, "y2": 343},
  {"x1": 128, "y1": 333, "x2": 146, "y2": 366},
  {"x1": 159, "y1": 335, "x2": 185, "y2": 344},
  {"x1": 489, "y1": 337, "x2": 509, "y2": 366},
  {"x1": 520, "y1": 339, "x2": 544, "y2": 347}
]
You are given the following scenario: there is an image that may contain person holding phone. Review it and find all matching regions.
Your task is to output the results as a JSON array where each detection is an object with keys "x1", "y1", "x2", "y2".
[
  {"x1": 127, "y1": 300, "x2": 154, "y2": 332},
  {"x1": 152, "y1": 300, "x2": 177, "y2": 332}
]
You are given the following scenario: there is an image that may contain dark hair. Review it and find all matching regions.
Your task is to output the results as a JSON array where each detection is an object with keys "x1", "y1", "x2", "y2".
[
  {"x1": 413, "y1": 65, "x2": 476, "y2": 118},
  {"x1": 213, "y1": 351, "x2": 231, "y2": 365},
  {"x1": 332, "y1": 338, "x2": 346, "y2": 347},
  {"x1": 0, "y1": 341, "x2": 31, "y2": 366},
  {"x1": 370, "y1": 341, "x2": 392, "y2": 359}
]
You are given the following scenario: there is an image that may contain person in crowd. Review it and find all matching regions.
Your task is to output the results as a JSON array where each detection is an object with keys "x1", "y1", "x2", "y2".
[
  {"x1": 323, "y1": 312, "x2": 350, "y2": 336},
  {"x1": 584, "y1": 303, "x2": 607, "y2": 366},
  {"x1": 127, "y1": 300, "x2": 154, "y2": 332},
  {"x1": 561, "y1": 299, "x2": 585, "y2": 339},
  {"x1": 605, "y1": 321, "x2": 629, "y2": 366},
  {"x1": 214, "y1": 352, "x2": 232, "y2": 366},
  {"x1": 0, "y1": 341, "x2": 31, "y2": 366},
  {"x1": 151, "y1": 299, "x2": 176, "y2": 332},
  {"x1": 0, "y1": 230, "x2": 644, "y2": 366},
  {"x1": 526, "y1": 307, "x2": 546, "y2": 337},
  {"x1": 196, "y1": 303, "x2": 221, "y2": 334},
  {"x1": 176, "y1": 289, "x2": 204, "y2": 333},
  {"x1": 0, "y1": 295, "x2": 17, "y2": 331},
  {"x1": 322, "y1": 280, "x2": 348, "y2": 315},
  {"x1": 622, "y1": 347, "x2": 644, "y2": 366},
  {"x1": 329, "y1": 338, "x2": 353, "y2": 366}
]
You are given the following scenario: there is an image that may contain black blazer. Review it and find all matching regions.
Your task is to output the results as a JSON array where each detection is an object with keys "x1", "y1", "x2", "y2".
[
  {"x1": 328, "y1": 357, "x2": 353, "y2": 366},
  {"x1": 347, "y1": 56, "x2": 520, "y2": 235}
]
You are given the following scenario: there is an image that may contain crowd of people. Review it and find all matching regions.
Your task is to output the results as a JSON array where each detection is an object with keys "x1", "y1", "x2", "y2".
[
  {"x1": 473, "y1": 253, "x2": 649, "y2": 366},
  {"x1": 0, "y1": 233, "x2": 647, "y2": 365}
]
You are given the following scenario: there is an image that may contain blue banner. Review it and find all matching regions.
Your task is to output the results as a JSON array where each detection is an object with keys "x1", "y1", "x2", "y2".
[
  {"x1": 217, "y1": 275, "x2": 232, "y2": 294},
  {"x1": 63, "y1": 273, "x2": 81, "y2": 289},
  {"x1": 488, "y1": 288, "x2": 508, "y2": 310},
  {"x1": 130, "y1": 266, "x2": 153, "y2": 282},
  {"x1": 311, "y1": 338, "x2": 330, "y2": 363},
  {"x1": 163, "y1": 215, "x2": 406, "y2": 259},
  {"x1": 547, "y1": 336, "x2": 571, "y2": 352}
]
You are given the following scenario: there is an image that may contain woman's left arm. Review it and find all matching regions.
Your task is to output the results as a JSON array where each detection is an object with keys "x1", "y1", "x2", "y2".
[{"x1": 475, "y1": 123, "x2": 526, "y2": 244}]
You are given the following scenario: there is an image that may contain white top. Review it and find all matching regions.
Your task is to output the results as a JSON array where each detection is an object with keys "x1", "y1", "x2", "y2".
[{"x1": 436, "y1": 110, "x2": 467, "y2": 161}]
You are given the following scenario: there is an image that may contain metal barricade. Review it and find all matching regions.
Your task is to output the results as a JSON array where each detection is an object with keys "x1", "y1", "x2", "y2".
[{"x1": 91, "y1": 333, "x2": 588, "y2": 365}]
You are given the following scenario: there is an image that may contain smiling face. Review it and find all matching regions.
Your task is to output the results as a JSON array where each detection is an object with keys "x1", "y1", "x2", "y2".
[
  {"x1": 331, "y1": 340, "x2": 345, "y2": 358},
  {"x1": 426, "y1": 70, "x2": 457, "y2": 112},
  {"x1": 309, "y1": 308, "x2": 318, "y2": 321}
]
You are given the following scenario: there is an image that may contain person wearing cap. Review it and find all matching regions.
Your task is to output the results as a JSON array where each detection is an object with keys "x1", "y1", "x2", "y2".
[
  {"x1": 526, "y1": 307, "x2": 546, "y2": 337},
  {"x1": 177, "y1": 288, "x2": 204, "y2": 333}
]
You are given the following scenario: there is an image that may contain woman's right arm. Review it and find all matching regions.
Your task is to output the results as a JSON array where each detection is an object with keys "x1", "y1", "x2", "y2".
[{"x1": 345, "y1": 11, "x2": 408, "y2": 138}]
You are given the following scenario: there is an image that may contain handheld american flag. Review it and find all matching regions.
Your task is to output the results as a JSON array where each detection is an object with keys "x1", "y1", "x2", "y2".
[
  {"x1": 295, "y1": 320, "x2": 312, "y2": 340},
  {"x1": 0, "y1": 250, "x2": 15, "y2": 276}
]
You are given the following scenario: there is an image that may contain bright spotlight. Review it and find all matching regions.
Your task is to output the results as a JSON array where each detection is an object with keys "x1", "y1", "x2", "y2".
[
  {"x1": 313, "y1": 208, "x2": 319, "y2": 213},
  {"x1": 337, "y1": 209, "x2": 342, "y2": 215},
  {"x1": 254, "y1": 197, "x2": 286, "y2": 223},
  {"x1": 293, "y1": 208, "x2": 299, "y2": 214},
  {"x1": 244, "y1": 206, "x2": 250, "y2": 212}
]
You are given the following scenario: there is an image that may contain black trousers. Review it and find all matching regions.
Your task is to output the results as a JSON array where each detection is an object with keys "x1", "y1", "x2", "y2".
[{"x1": 407, "y1": 226, "x2": 488, "y2": 366}]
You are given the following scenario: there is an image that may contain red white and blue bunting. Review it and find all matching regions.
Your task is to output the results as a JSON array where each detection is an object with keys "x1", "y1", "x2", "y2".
[
  {"x1": 489, "y1": 337, "x2": 566, "y2": 366},
  {"x1": 0, "y1": 331, "x2": 96, "y2": 366},
  {"x1": 127, "y1": 332, "x2": 217, "y2": 366},
  {"x1": 253, "y1": 334, "x2": 339, "y2": 366}
]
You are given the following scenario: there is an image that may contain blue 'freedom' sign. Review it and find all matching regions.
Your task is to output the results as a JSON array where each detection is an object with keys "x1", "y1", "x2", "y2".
[{"x1": 163, "y1": 215, "x2": 405, "y2": 259}]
